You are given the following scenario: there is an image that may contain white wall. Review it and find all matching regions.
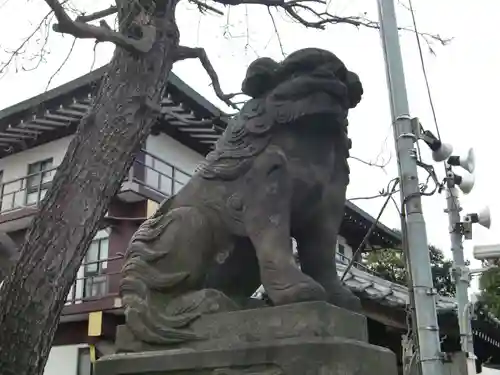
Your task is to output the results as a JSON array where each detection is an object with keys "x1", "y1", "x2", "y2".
[
  {"x1": 145, "y1": 133, "x2": 204, "y2": 175},
  {"x1": 0, "y1": 136, "x2": 72, "y2": 182},
  {"x1": 43, "y1": 344, "x2": 88, "y2": 375},
  {"x1": 0, "y1": 136, "x2": 73, "y2": 211},
  {"x1": 481, "y1": 367, "x2": 500, "y2": 375},
  {"x1": 143, "y1": 134, "x2": 204, "y2": 196}
]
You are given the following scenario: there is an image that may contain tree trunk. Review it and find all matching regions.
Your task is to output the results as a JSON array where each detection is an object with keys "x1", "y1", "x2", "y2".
[{"x1": 0, "y1": 3, "x2": 180, "y2": 374}]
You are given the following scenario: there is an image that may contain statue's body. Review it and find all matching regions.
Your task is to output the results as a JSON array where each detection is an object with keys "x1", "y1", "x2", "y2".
[{"x1": 120, "y1": 48, "x2": 364, "y2": 345}]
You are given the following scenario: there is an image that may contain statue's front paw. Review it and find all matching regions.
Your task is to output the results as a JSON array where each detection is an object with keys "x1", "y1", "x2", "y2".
[
  {"x1": 326, "y1": 285, "x2": 362, "y2": 313},
  {"x1": 264, "y1": 268, "x2": 327, "y2": 305}
]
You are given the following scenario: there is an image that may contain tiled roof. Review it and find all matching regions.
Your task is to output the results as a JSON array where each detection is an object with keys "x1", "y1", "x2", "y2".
[
  {"x1": 0, "y1": 66, "x2": 225, "y2": 156},
  {"x1": 252, "y1": 260, "x2": 456, "y2": 312},
  {"x1": 253, "y1": 259, "x2": 500, "y2": 349}
]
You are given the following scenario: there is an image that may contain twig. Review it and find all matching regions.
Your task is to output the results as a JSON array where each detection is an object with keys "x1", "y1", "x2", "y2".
[
  {"x1": 267, "y1": 7, "x2": 286, "y2": 58},
  {"x1": 18, "y1": 12, "x2": 55, "y2": 73},
  {"x1": 89, "y1": 41, "x2": 99, "y2": 72},
  {"x1": 0, "y1": 9, "x2": 54, "y2": 76},
  {"x1": 46, "y1": 37, "x2": 76, "y2": 91},
  {"x1": 342, "y1": 179, "x2": 400, "y2": 281},
  {"x1": 212, "y1": 0, "x2": 450, "y2": 46},
  {"x1": 174, "y1": 46, "x2": 239, "y2": 109},
  {"x1": 350, "y1": 155, "x2": 390, "y2": 169},
  {"x1": 189, "y1": 0, "x2": 224, "y2": 15},
  {"x1": 44, "y1": 0, "x2": 155, "y2": 53}
]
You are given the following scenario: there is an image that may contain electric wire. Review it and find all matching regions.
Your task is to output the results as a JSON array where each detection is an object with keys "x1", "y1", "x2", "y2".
[
  {"x1": 341, "y1": 178, "x2": 400, "y2": 281},
  {"x1": 408, "y1": 0, "x2": 461, "y2": 210},
  {"x1": 408, "y1": 0, "x2": 441, "y2": 141}
]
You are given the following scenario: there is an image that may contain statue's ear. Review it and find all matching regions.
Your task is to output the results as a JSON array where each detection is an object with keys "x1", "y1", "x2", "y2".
[
  {"x1": 241, "y1": 57, "x2": 279, "y2": 98},
  {"x1": 345, "y1": 71, "x2": 363, "y2": 109}
]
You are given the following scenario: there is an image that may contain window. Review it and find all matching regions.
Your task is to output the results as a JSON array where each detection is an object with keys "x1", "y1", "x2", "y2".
[
  {"x1": 338, "y1": 244, "x2": 345, "y2": 255},
  {"x1": 144, "y1": 154, "x2": 192, "y2": 196},
  {"x1": 26, "y1": 158, "x2": 53, "y2": 205},
  {"x1": 83, "y1": 230, "x2": 109, "y2": 300},
  {"x1": 77, "y1": 348, "x2": 93, "y2": 375}
]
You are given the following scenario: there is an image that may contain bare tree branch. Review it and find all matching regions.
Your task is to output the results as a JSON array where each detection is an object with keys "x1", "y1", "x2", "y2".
[
  {"x1": 44, "y1": 0, "x2": 156, "y2": 53},
  {"x1": 0, "y1": 9, "x2": 53, "y2": 77},
  {"x1": 188, "y1": 0, "x2": 224, "y2": 15},
  {"x1": 175, "y1": 46, "x2": 239, "y2": 109},
  {"x1": 350, "y1": 155, "x2": 391, "y2": 169},
  {"x1": 89, "y1": 41, "x2": 99, "y2": 72},
  {"x1": 210, "y1": 0, "x2": 450, "y2": 46},
  {"x1": 267, "y1": 7, "x2": 286, "y2": 57},
  {"x1": 45, "y1": 36, "x2": 76, "y2": 90},
  {"x1": 75, "y1": 5, "x2": 118, "y2": 23}
]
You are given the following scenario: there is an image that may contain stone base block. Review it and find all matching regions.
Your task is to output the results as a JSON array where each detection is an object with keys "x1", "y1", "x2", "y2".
[
  {"x1": 116, "y1": 302, "x2": 369, "y2": 352},
  {"x1": 98, "y1": 302, "x2": 398, "y2": 375},
  {"x1": 96, "y1": 337, "x2": 398, "y2": 375}
]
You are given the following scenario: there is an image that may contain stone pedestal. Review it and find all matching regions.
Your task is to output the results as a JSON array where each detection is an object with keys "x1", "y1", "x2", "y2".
[{"x1": 95, "y1": 302, "x2": 398, "y2": 375}]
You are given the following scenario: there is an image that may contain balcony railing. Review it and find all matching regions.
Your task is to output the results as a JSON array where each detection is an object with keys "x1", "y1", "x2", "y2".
[
  {"x1": 66, "y1": 253, "x2": 124, "y2": 306},
  {"x1": 0, "y1": 151, "x2": 194, "y2": 214},
  {"x1": 127, "y1": 150, "x2": 192, "y2": 198},
  {"x1": 0, "y1": 167, "x2": 57, "y2": 213}
]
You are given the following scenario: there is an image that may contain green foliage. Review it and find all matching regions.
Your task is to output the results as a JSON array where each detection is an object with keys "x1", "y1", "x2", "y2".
[
  {"x1": 478, "y1": 265, "x2": 500, "y2": 318},
  {"x1": 364, "y1": 244, "x2": 456, "y2": 297}
]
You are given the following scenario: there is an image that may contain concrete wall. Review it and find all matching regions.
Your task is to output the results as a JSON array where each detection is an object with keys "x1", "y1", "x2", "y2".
[{"x1": 43, "y1": 344, "x2": 89, "y2": 375}]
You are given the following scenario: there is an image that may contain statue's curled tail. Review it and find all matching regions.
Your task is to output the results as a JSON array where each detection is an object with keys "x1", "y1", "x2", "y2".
[{"x1": 119, "y1": 198, "x2": 210, "y2": 344}]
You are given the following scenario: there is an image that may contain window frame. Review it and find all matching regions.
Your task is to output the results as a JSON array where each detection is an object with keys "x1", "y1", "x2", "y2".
[
  {"x1": 25, "y1": 158, "x2": 54, "y2": 205},
  {"x1": 82, "y1": 230, "x2": 110, "y2": 300}
]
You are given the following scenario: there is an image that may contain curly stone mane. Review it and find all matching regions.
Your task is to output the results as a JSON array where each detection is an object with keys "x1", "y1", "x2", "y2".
[{"x1": 198, "y1": 48, "x2": 361, "y2": 182}]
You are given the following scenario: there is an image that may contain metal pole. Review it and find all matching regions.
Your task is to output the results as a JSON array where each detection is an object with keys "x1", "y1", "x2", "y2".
[
  {"x1": 446, "y1": 181, "x2": 475, "y2": 373},
  {"x1": 377, "y1": 1, "x2": 443, "y2": 375}
]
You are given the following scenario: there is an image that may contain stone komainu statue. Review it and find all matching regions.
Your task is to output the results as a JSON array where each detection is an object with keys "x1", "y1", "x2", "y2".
[{"x1": 120, "y1": 48, "x2": 364, "y2": 345}]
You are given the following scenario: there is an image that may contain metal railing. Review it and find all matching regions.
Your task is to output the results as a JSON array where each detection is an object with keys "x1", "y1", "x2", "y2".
[
  {"x1": 65, "y1": 254, "x2": 124, "y2": 306},
  {"x1": 129, "y1": 150, "x2": 192, "y2": 198},
  {"x1": 0, "y1": 151, "x2": 194, "y2": 214},
  {"x1": 0, "y1": 167, "x2": 57, "y2": 213}
]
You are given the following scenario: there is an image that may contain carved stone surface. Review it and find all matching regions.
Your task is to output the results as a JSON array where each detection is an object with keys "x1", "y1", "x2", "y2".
[
  {"x1": 119, "y1": 47, "x2": 365, "y2": 345},
  {"x1": 115, "y1": 302, "x2": 368, "y2": 352}
]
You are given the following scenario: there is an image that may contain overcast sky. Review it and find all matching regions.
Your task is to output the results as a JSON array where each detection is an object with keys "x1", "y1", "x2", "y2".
[{"x1": 1, "y1": 0, "x2": 499, "y2": 291}]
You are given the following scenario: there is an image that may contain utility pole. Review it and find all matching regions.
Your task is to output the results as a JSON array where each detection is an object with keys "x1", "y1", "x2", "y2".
[
  {"x1": 446, "y1": 179, "x2": 475, "y2": 373},
  {"x1": 376, "y1": 1, "x2": 443, "y2": 375}
]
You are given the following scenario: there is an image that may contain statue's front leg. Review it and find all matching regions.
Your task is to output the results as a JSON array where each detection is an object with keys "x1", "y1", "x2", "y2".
[
  {"x1": 295, "y1": 206, "x2": 362, "y2": 313},
  {"x1": 242, "y1": 148, "x2": 326, "y2": 305}
]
